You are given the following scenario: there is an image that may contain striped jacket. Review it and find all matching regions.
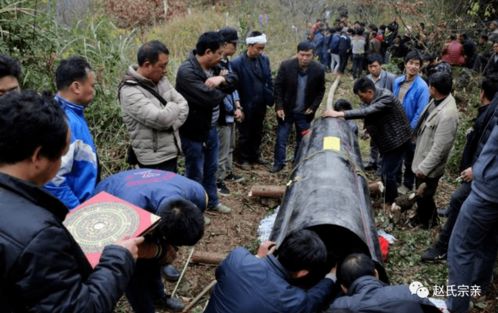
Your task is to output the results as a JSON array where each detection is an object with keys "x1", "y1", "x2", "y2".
[{"x1": 44, "y1": 95, "x2": 98, "y2": 209}]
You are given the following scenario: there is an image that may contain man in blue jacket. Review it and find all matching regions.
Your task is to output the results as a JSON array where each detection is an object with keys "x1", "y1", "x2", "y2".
[
  {"x1": 95, "y1": 169, "x2": 206, "y2": 313},
  {"x1": 0, "y1": 91, "x2": 144, "y2": 312},
  {"x1": 447, "y1": 103, "x2": 498, "y2": 313},
  {"x1": 231, "y1": 31, "x2": 274, "y2": 169},
  {"x1": 393, "y1": 50, "x2": 430, "y2": 194},
  {"x1": 205, "y1": 229, "x2": 337, "y2": 313},
  {"x1": 44, "y1": 56, "x2": 99, "y2": 209}
]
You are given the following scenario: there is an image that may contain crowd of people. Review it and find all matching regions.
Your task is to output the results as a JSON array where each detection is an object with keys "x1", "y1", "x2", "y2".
[
  {"x1": 0, "y1": 13, "x2": 497, "y2": 313},
  {"x1": 309, "y1": 17, "x2": 498, "y2": 79}
]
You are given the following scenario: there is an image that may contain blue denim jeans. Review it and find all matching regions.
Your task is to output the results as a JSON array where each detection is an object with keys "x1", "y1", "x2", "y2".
[
  {"x1": 181, "y1": 128, "x2": 219, "y2": 208},
  {"x1": 447, "y1": 191, "x2": 498, "y2": 313},
  {"x1": 273, "y1": 113, "x2": 310, "y2": 168},
  {"x1": 435, "y1": 182, "x2": 471, "y2": 251}
]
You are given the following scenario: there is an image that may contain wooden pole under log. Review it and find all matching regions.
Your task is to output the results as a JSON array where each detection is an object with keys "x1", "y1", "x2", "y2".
[
  {"x1": 248, "y1": 185, "x2": 286, "y2": 198},
  {"x1": 191, "y1": 251, "x2": 226, "y2": 265}
]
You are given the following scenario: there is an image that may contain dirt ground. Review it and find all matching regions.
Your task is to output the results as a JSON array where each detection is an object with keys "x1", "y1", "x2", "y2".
[{"x1": 116, "y1": 75, "x2": 497, "y2": 313}]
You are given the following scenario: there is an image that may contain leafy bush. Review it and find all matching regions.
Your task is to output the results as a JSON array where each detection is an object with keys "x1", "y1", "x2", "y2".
[
  {"x1": 0, "y1": 0, "x2": 59, "y2": 91},
  {"x1": 0, "y1": 0, "x2": 139, "y2": 176}
]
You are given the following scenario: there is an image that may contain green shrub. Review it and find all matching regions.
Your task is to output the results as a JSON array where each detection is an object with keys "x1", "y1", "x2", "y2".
[{"x1": 0, "y1": 1, "x2": 138, "y2": 176}]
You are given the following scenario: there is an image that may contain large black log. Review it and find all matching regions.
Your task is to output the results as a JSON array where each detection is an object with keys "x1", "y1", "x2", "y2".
[{"x1": 269, "y1": 116, "x2": 388, "y2": 283}]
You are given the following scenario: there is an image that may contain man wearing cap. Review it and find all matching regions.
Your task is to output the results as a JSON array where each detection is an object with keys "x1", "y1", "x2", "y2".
[
  {"x1": 231, "y1": 31, "x2": 274, "y2": 170},
  {"x1": 216, "y1": 27, "x2": 245, "y2": 196}
]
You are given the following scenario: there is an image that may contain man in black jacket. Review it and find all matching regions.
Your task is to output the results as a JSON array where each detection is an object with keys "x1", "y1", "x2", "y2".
[
  {"x1": 231, "y1": 31, "x2": 273, "y2": 169},
  {"x1": 323, "y1": 77, "x2": 412, "y2": 205},
  {"x1": 0, "y1": 91, "x2": 145, "y2": 312},
  {"x1": 270, "y1": 41, "x2": 325, "y2": 173},
  {"x1": 176, "y1": 32, "x2": 238, "y2": 214}
]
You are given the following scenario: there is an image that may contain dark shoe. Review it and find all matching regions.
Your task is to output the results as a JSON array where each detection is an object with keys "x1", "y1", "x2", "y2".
[
  {"x1": 375, "y1": 168, "x2": 383, "y2": 177},
  {"x1": 253, "y1": 158, "x2": 269, "y2": 165},
  {"x1": 364, "y1": 163, "x2": 377, "y2": 171},
  {"x1": 162, "y1": 264, "x2": 180, "y2": 282},
  {"x1": 225, "y1": 173, "x2": 245, "y2": 183},
  {"x1": 421, "y1": 217, "x2": 439, "y2": 229},
  {"x1": 217, "y1": 181, "x2": 230, "y2": 196},
  {"x1": 238, "y1": 161, "x2": 251, "y2": 171},
  {"x1": 397, "y1": 185, "x2": 412, "y2": 195},
  {"x1": 406, "y1": 216, "x2": 422, "y2": 228},
  {"x1": 421, "y1": 246, "x2": 447, "y2": 262},
  {"x1": 155, "y1": 295, "x2": 185, "y2": 312},
  {"x1": 270, "y1": 164, "x2": 284, "y2": 173},
  {"x1": 437, "y1": 207, "x2": 449, "y2": 217}
]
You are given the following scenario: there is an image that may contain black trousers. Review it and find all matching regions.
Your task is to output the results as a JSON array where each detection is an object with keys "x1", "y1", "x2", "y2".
[
  {"x1": 138, "y1": 157, "x2": 178, "y2": 173},
  {"x1": 237, "y1": 105, "x2": 266, "y2": 163},
  {"x1": 415, "y1": 175, "x2": 441, "y2": 227}
]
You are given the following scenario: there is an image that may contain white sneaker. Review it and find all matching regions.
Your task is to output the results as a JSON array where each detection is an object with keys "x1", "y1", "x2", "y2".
[
  {"x1": 209, "y1": 203, "x2": 232, "y2": 214},
  {"x1": 204, "y1": 215, "x2": 211, "y2": 225},
  {"x1": 397, "y1": 185, "x2": 411, "y2": 195}
]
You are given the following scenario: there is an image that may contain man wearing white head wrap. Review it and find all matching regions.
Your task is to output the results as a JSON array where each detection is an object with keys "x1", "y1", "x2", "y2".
[
  {"x1": 246, "y1": 33, "x2": 267, "y2": 45},
  {"x1": 231, "y1": 31, "x2": 274, "y2": 169}
]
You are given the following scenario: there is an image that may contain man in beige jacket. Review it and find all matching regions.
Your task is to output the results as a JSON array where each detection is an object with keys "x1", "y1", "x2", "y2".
[
  {"x1": 119, "y1": 40, "x2": 188, "y2": 172},
  {"x1": 411, "y1": 72, "x2": 458, "y2": 228}
]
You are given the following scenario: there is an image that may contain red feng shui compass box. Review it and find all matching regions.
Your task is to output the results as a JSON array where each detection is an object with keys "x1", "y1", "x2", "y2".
[{"x1": 64, "y1": 191, "x2": 160, "y2": 267}]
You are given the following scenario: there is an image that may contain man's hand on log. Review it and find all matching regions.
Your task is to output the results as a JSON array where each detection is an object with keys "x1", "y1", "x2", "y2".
[
  {"x1": 322, "y1": 108, "x2": 344, "y2": 118},
  {"x1": 256, "y1": 240, "x2": 276, "y2": 258}
]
